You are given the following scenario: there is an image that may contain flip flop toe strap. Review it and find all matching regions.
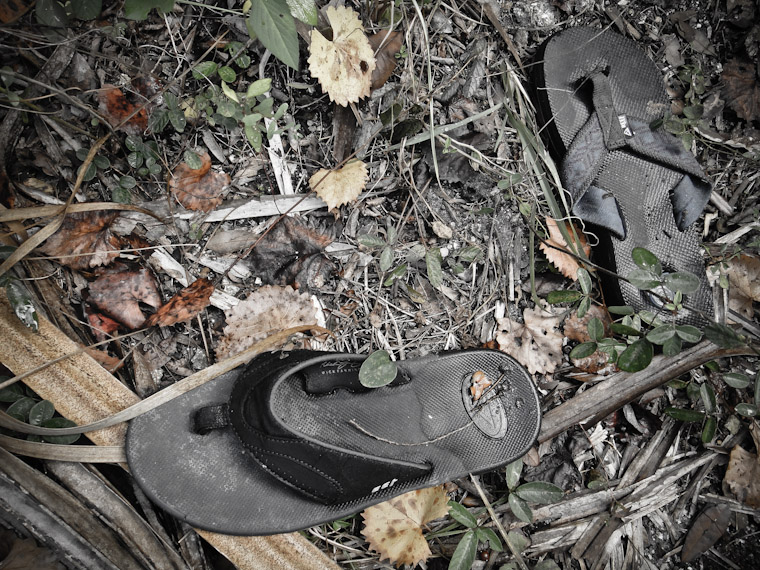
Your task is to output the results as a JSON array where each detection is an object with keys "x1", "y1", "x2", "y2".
[{"x1": 561, "y1": 70, "x2": 711, "y2": 238}]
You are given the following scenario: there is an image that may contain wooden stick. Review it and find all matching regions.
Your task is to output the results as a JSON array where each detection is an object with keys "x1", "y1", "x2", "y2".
[{"x1": 0, "y1": 291, "x2": 339, "y2": 570}]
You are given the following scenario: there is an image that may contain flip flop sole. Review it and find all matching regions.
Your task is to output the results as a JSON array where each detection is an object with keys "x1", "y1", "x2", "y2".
[
  {"x1": 126, "y1": 350, "x2": 540, "y2": 535},
  {"x1": 535, "y1": 27, "x2": 713, "y2": 325}
]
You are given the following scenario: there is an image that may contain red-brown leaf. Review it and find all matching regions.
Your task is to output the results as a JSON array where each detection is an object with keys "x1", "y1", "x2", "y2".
[
  {"x1": 722, "y1": 59, "x2": 760, "y2": 122},
  {"x1": 88, "y1": 267, "x2": 161, "y2": 329},
  {"x1": 681, "y1": 504, "x2": 731, "y2": 563},
  {"x1": 97, "y1": 84, "x2": 149, "y2": 134},
  {"x1": 368, "y1": 30, "x2": 404, "y2": 90},
  {"x1": 145, "y1": 278, "x2": 214, "y2": 327},
  {"x1": 86, "y1": 310, "x2": 121, "y2": 342},
  {"x1": 168, "y1": 153, "x2": 230, "y2": 212},
  {"x1": 40, "y1": 211, "x2": 121, "y2": 270}
]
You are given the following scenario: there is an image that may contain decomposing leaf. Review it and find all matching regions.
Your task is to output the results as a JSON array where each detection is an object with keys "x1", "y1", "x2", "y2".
[
  {"x1": 215, "y1": 285, "x2": 317, "y2": 359},
  {"x1": 723, "y1": 440, "x2": 760, "y2": 508},
  {"x1": 86, "y1": 310, "x2": 121, "y2": 341},
  {"x1": 308, "y1": 6, "x2": 376, "y2": 106},
  {"x1": 310, "y1": 159, "x2": 367, "y2": 210},
  {"x1": 362, "y1": 486, "x2": 450, "y2": 568},
  {"x1": 722, "y1": 254, "x2": 760, "y2": 319},
  {"x1": 88, "y1": 266, "x2": 161, "y2": 329},
  {"x1": 0, "y1": 530, "x2": 63, "y2": 570},
  {"x1": 0, "y1": 0, "x2": 33, "y2": 23},
  {"x1": 722, "y1": 59, "x2": 760, "y2": 122},
  {"x1": 168, "y1": 152, "x2": 230, "y2": 212},
  {"x1": 145, "y1": 277, "x2": 214, "y2": 327},
  {"x1": 85, "y1": 347, "x2": 124, "y2": 373},
  {"x1": 681, "y1": 504, "x2": 731, "y2": 563},
  {"x1": 469, "y1": 370, "x2": 492, "y2": 401},
  {"x1": 539, "y1": 217, "x2": 590, "y2": 281},
  {"x1": 248, "y1": 216, "x2": 334, "y2": 290},
  {"x1": 563, "y1": 304, "x2": 611, "y2": 343},
  {"x1": 97, "y1": 84, "x2": 149, "y2": 134},
  {"x1": 368, "y1": 30, "x2": 404, "y2": 90},
  {"x1": 40, "y1": 211, "x2": 121, "y2": 270},
  {"x1": 496, "y1": 307, "x2": 564, "y2": 376}
]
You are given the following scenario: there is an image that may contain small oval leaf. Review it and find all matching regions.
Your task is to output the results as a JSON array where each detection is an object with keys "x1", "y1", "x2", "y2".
[
  {"x1": 28, "y1": 400, "x2": 55, "y2": 426},
  {"x1": 508, "y1": 492, "x2": 532, "y2": 523},
  {"x1": 617, "y1": 339, "x2": 653, "y2": 372},
  {"x1": 665, "y1": 407, "x2": 706, "y2": 422},
  {"x1": 664, "y1": 271, "x2": 701, "y2": 295},
  {"x1": 359, "y1": 351, "x2": 397, "y2": 388},
  {"x1": 514, "y1": 481, "x2": 563, "y2": 504},
  {"x1": 723, "y1": 373, "x2": 750, "y2": 389},
  {"x1": 546, "y1": 290, "x2": 582, "y2": 304},
  {"x1": 736, "y1": 403, "x2": 759, "y2": 417},
  {"x1": 448, "y1": 501, "x2": 478, "y2": 529},
  {"x1": 631, "y1": 247, "x2": 661, "y2": 274},
  {"x1": 570, "y1": 341, "x2": 597, "y2": 360}
]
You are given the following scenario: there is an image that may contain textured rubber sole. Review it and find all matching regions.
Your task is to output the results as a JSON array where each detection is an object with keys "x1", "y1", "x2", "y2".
[
  {"x1": 126, "y1": 350, "x2": 540, "y2": 535},
  {"x1": 534, "y1": 27, "x2": 713, "y2": 325}
]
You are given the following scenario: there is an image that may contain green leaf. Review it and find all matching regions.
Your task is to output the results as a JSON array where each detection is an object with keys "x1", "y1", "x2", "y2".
[
  {"x1": 577, "y1": 296, "x2": 590, "y2": 319},
  {"x1": 123, "y1": 0, "x2": 174, "y2": 20},
  {"x1": 475, "y1": 527, "x2": 502, "y2": 551},
  {"x1": 0, "y1": 383, "x2": 25, "y2": 403},
  {"x1": 736, "y1": 403, "x2": 759, "y2": 417},
  {"x1": 610, "y1": 323, "x2": 641, "y2": 336},
  {"x1": 184, "y1": 150, "x2": 203, "y2": 170},
  {"x1": 41, "y1": 417, "x2": 80, "y2": 444},
  {"x1": 448, "y1": 529, "x2": 478, "y2": 570},
  {"x1": 577, "y1": 267, "x2": 592, "y2": 295},
  {"x1": 587, "y1": 317, "x2": 604, "y2": 342},
  {"x1": 71, "y1": 0, "x2": 101, "y2": 20},
  {"x1": 608, "y1": 305, "x2": 635, "y2": 315},
  {"x1": 664, "y1": 272, "x2": 701, "y2": 295},
  {"x1": 700, "y1": 383, "x2": 716, "y2": 414},
  {"x1": 570, "y1": 341, "x2": 597, "y2": 360},
  {"x1": 359, "y1": 351, "x2": 397, "y2": 388},
  {"x1": 665, "y1": 407, "x2": 706, "y2": 422},
  {"x1": 505, "y1": 458, "x2": 522, "y2": 491},
  {"x1": 286, "y1": 0, "x2": 318, "y2": 26},
  {"x1": 379, "y1": 246, "x2": 393, "y2": 272},
  {"x1": 6, "y1": 280, "x2": 38, "y2": 332},
  {"x1": 458, "y1": 245, "x2": 483, "y2": 263},
  {"x1": 383, "y1": 264, "x2": 407, "y2": 286},
  {"x1": 112, "y1": 186, "x2": 132, "y2": 205},
  {"x1": 755, "y1": 372, "x2": 760, "y2": 405},
  {"x1": 662, "y1": 334, "x2": 682, "y2": 357},
  {"x1": 247, "y1": 78, "x2": 272, "y2": 98},
  {"x1": 617, "y1": 339, "x2": 653, "y2": 372},
  {"x1": 448, "y1": 501, "x2": 478, "y2": 529},
  {"x1": 683, "y1": 105, "x2": 704, "y2": 120},
  {"x1": 249, "y1": 0, "x2": 299, "y2": 71},
  {"x1": 426, "y1": 248, "x2": 443, "y2": 290},
  {"x1": 723, "y1": 373, "x2": 750, "y2": 389},
  {"x1": 148, "y1": 109, "x2": 170, "y2": 133},
  {"x1": 357, "y1": 234, "x2": 387, "y2": 249},
  {"x1": 704, "y1": 322, "x2": 746, "y2": 349},
  {"x1": 514, "y1": 481, "x2": 563, "y2": 504},
  {"x1": 676, "y1": 325, "x2": 702, "y2": 343},
  {"x1": 168, "y1": 108, "x2": 186, "y2": 132},
  {"x1": 192, "y1": 61, "x2": 218, "y2": 80},
  {"x1": 627, "y1": 268, "x2": 661, "y2": 291},
  {"x1": 535, "y1": 561, "x2": 562, "y2": 570},
  {"x1": 646, "y1": 324, "x2": 676, "y2": 345},
  {"x1": 219, "y1": 66, "x2": 237, "y2": 83},
  {"x1": 28, "y1": 400, "x2": 55, "y2": 426},
  {"x1": 119, "y1": 175, "x2": 137, "y2": 190},
  {"x1": 701, "y1": 416, "x2": 716, "y2": 443},
  {"x1": 508, "y1": 493, "x2": 532, "y2": 523},
  {"x1": 93, "y1": 155, "x2": 110, "y2": 169},
  {"x1": 7, "y1": 397, "x2": 36, "y2": 421},
  {"x1": 36, "y1": 0, "x2": 68, "y2": 28},
  {"x1": 632, "y1": 247, "x2": 661, "y2": 274},
  {"x1": 505, "y1": 530, "x2": 530, "y2": 554},
  {"x1": 546, "y1": 290, "x2": 582, "y2": 304}
]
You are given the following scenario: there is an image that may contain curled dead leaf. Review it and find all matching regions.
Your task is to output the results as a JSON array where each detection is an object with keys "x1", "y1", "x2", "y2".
[
  {"x1": 86, "y1": 310, "x2": 121, "y2": 341},
  {"x1": 215, "y1": 285, "x2": 318, "y2": 360},
  {"x1": 723, "y1": 442, "x2": 760, "y2": 508},
  {"x1": 362, "y1": 486, "x2": 450, "y2": 568},
  {"x1": 168, "y1": 152, "x2": 230, "y2": 212},
  {"x1": 723, "y1": 253, "x2": 760, "y2": 320},
  {"x1": 496, "y1": 307, "x2": 564, "y2": 376},
  {"x1": 88, "y1": 266, "x2": 161, "y2": 329},
  {"x1": 97, "y1": 84, "x2": 149, "y2": 134},
  {"x1": 308, "y1": 6, "x2": 376, "y2": 106},
  {"x1": 368, "y1": 30, "x2": 404, "y2": 90},
  {"x1": 722, "y1": 59, "x2": 760, "y2": 122},
  {"x1": 539, "y1": 217, "x2": 590, "y2": 281},
  {"x1": 145, "y1": 277, "x2": 214, "y2": 327},
  {"x1": 40, "y1": 211, "x2": 121, "y2": 270},
  {"x1": 310, "y1": 159, "x2": 367, "y2": 211},
  {"x1": 681, "y1": 504, "x2": 731, "y2": 563}
]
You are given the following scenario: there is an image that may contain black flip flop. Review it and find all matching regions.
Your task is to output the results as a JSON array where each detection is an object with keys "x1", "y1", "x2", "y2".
[
  {"x1": 533, "y1": 26, "x2": 713, "y2": 325},
  {"x1": 126, "y1": 350, "x2": 540, "y2": 535}
]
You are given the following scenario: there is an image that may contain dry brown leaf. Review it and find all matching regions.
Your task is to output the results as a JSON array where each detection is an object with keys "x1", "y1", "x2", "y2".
[
  {"x1": 722, "y1": 59, "x2": 760, "y2": 122},
  {"x1": 0, "y1": 530, "x2": 63, "y2": 570},
  {"x1": 84, "y1": 347, "x2": 124, "y2": 373},
  {"x1": 367, "y1": 30, "x2": 404, "y2": 90},
  {"x1": 539, "y1": 217, "x2": 590, "y2": 281},
  {"x1": 86, "y1": 310, "x2": 121, "y2": 341},
  {"x1": 723, "y1": 422, "x2": 760, "y2": 508},
  {"x1": 723, "y1": 253, "x2": 760, "y2": 319},
  {"x1": 362, "y1": 486, "x2": 450, "y2": 568},
  {"x1": 563, "y1": 304, "x2": 612, "y2": 343},
  {"x1": 97, "y1": 84, "x2": 149, "y2": 135},
  {"x1": 145, "y1": 278, "x2": 214, "y2": 328},
  {"x1": 168, "y1": 153, "x2": 230, "y2": 212},
  {"x1": 496, "y1": 307, "x2": 564, "y2": 376},
  {"x1": 681, "y1": 504, "x2": 731, "y2": 563},
  {"x1": 40, "y1": 211, "x2": 121, "y2": 270},
  {"x1": 215, "y1": 285, "x2": 318, "y2": 359},
  {"x1": 308, "y1": 6, "x2": 376, "y2": 106},
  {"x1": 0, "y1": 0, "x2": 32, "y2": 24},
  {"x1": 310, "y1": 159, "x2": 367, "y2": 210},
  {"x1": 88, "y1": 267, "x2": 161, "y2": 329}
]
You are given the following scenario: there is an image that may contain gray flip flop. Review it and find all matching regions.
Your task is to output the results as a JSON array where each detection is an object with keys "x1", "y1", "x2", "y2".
[
  {"x1": 126, "y1": 350, "x2": 540, "y2": 535},
  {"x1": 533, "y1": 26, "x2": 713, "y2": 325}
]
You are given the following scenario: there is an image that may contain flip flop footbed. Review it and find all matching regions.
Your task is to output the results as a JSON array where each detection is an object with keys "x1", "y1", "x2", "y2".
[
  {"x1": 535, "y1": 27, "x2": 713, "y2": 325},
  {"x1": 126, "y1": 350, "x2": 540, "y2": 535}
]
